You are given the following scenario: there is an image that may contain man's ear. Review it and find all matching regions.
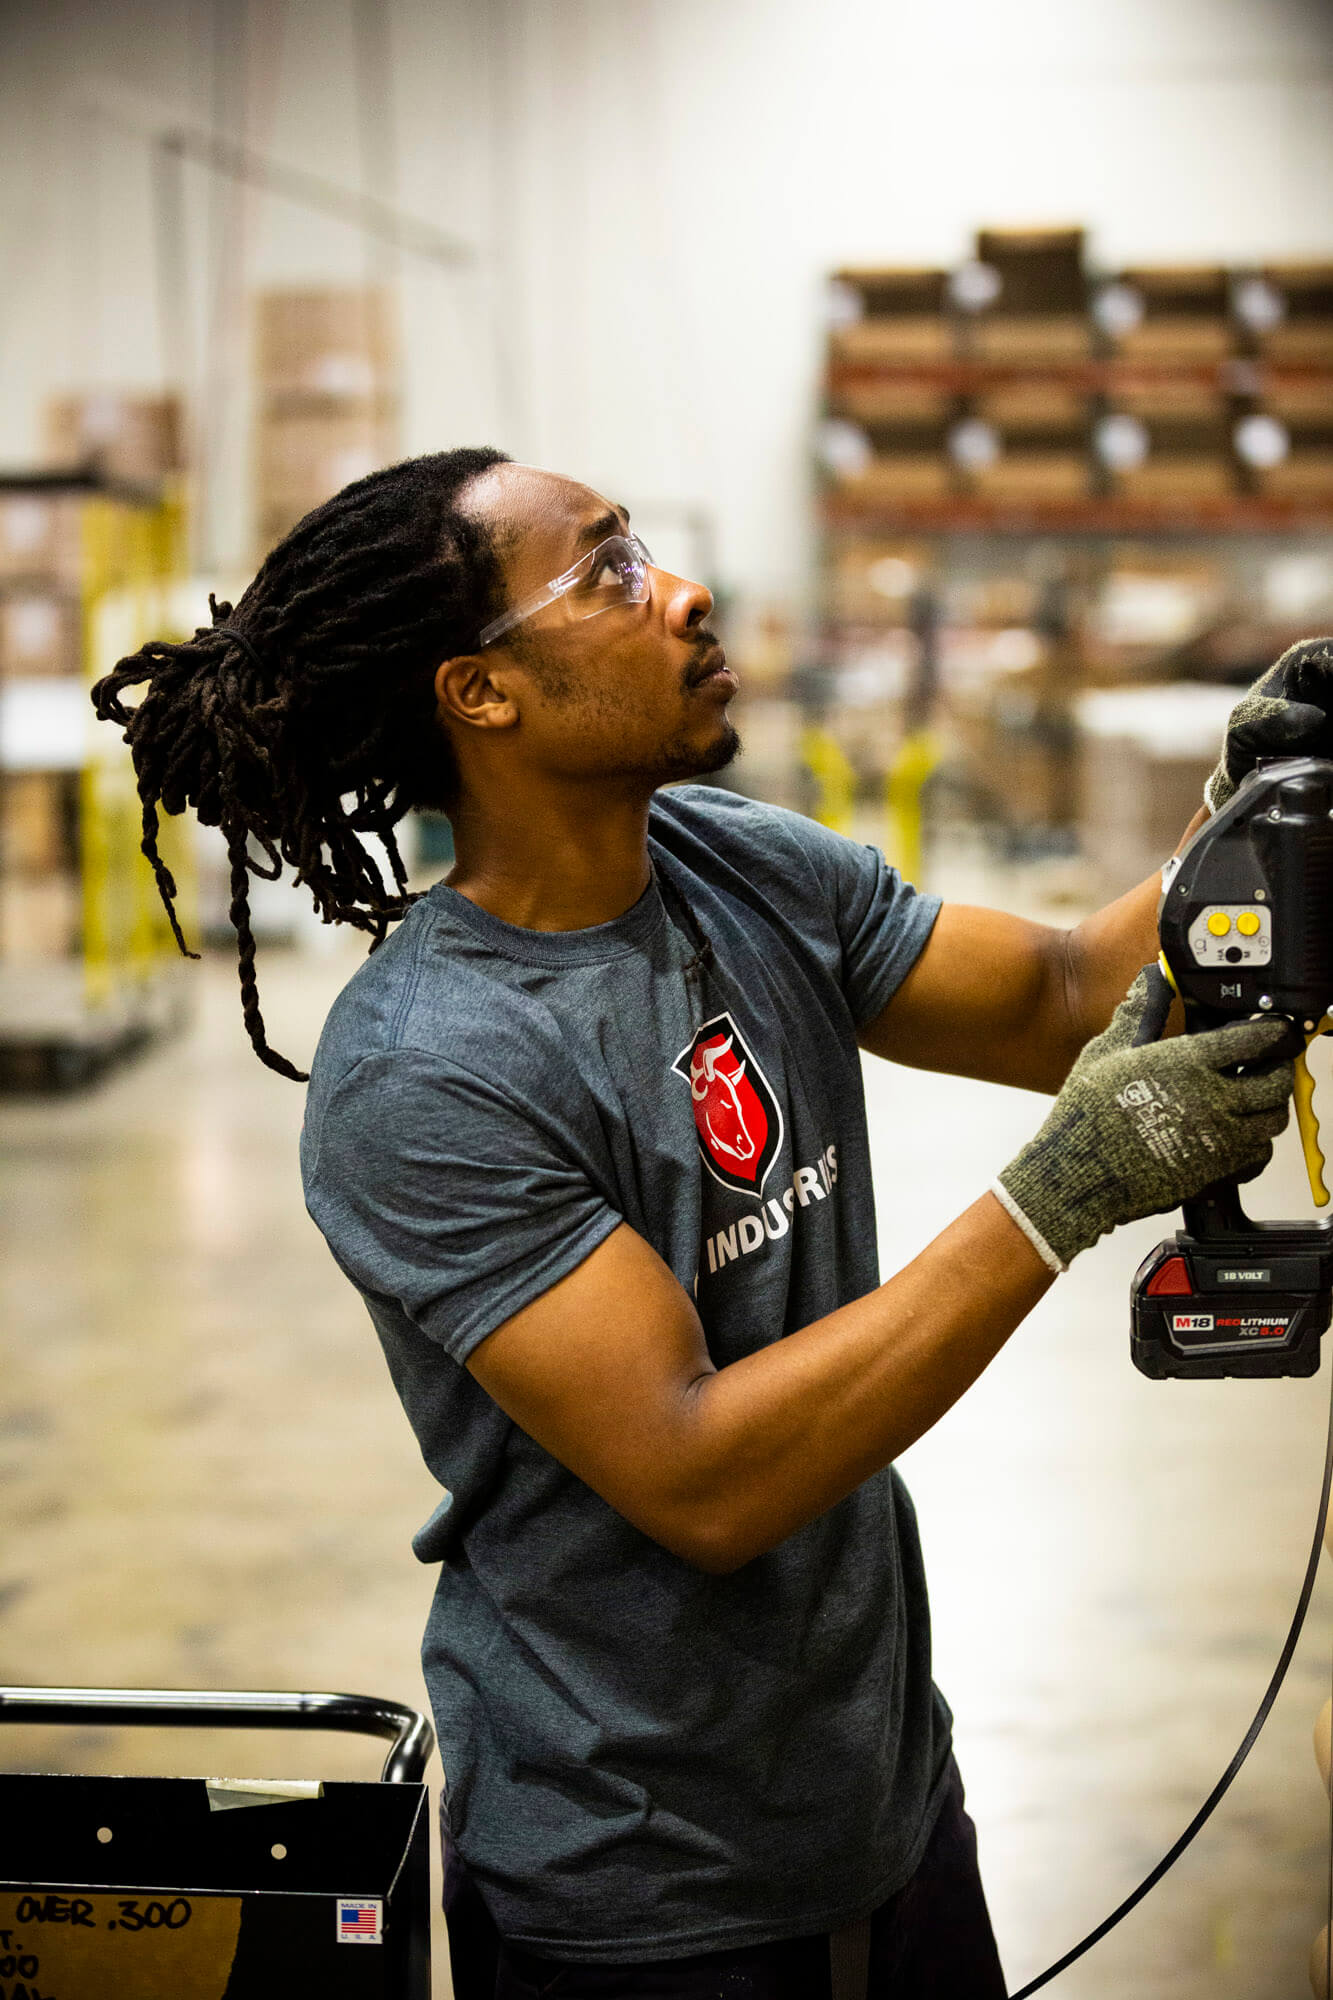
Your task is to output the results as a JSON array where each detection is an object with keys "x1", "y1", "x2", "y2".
[{"x1": 434, "y1": 654, "x2": 520, "y2": 733}]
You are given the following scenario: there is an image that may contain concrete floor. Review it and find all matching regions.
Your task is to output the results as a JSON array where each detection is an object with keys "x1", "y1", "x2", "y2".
[{"x1": 3, "y1": 892, "x2": 1333, "y2": 1998}]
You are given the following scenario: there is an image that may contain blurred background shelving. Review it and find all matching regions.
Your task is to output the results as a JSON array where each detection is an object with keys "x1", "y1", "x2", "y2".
[
  {"x1": 3, "y1": 6, "x2": 1333, "y2": 1997},
  {"x1": 0, "y1": 462, "x2": 192, "y2": 1088},
  {"x1": 738, "y1": 227, "x2": 1333, "y2": 900},
  {"x1": 7, "y1": 234, "x2": 1332, "y2": 1083}
]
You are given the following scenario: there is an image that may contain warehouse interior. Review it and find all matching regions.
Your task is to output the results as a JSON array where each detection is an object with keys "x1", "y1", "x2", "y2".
[{"x1": 3, "y1": 1, "x2": 1333, "y2": 1995}]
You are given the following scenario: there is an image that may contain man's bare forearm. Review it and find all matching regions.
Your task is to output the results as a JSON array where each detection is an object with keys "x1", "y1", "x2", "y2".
[
  {"x1": 674, "y1": 1195, "x2": 1051, "y2": 1571},
  {"x1": 1057, "y1": 804, "x2": 1209, "y2": 1058}
]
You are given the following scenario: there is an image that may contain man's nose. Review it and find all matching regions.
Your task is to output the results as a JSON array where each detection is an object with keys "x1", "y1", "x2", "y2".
[{"x1": 661, "y1": 571, "x2": 714, "y2": 634}]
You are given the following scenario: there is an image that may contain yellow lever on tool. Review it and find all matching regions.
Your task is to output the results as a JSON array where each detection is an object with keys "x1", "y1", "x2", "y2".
[
  {"x1": 1158, "y1": 956, "x2": 1332, "y2": 1208},
  {"x1": 1296, "y1": 1019, "x2": 1332, "y2": 1209}
]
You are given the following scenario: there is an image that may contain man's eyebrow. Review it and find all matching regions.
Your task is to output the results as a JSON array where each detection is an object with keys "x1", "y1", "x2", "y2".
[{"x1": 574, "y1": 505, "x2": 630, "y2": 548}]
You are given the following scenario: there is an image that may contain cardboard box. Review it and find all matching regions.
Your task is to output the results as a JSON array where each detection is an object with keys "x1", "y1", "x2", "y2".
[
  {"x1": 255, "y1": 409, "x2": 400, "y2": 547},
  {"x1": 1110, "y1": 376, "x2": 1229, "y2": 423},
  {"x1": 949, "y1": 573, "x2": 1041, "y2": 628},
  {"x1": 1087, "y1": 558, "x2": 1224, "y2": 657},
  {"x1": 1258, "y1": 263, "x2": 1333, "y2": 364},
  {"x1": 44, "y1": 394, "x2": 183, "y2": 485},
  {"x1": 968, "y1": 315, "x2": 1092, "y2": 363},
  {"x1": 0, "y1": 492, "x2": 86, "y2": 582},
  {"x1": 975, "y1": 381, "x2": 1088, "y2": 433},
  {"x1": 837, "y1": 455, "x2": 954, "y2": 503},
  {"x1": 975, "y1": 227, "x2": 1087, "y2": 314},
  {"x1": 1114, "y1": 319, "x2": 1233, "y2": 364},
  {"x1": 831, "y1": 379, "x2": 953, "y2": 426},
  {"x1": 257, "y1": 405, "x2": 396, "y2": 479},
  {"x1": 951, "y1": 709, "x2": 1070, "y2": 831},
  {"x1": 1110, "y1": 266, "x2": 1233, "y2": 364},
  {"x1": 1076, "y1": 683, "x2": 1235, "y2": 895},
  {"x1": 1263, "y1": 378, "x2": 1333, "y2": 427},
  {"x1": 969, "y1": 451, "x2": 1090, "y2": 502},
  {"x1": 0, "y1": 592, "x2": 81, "y2": 679},
  {"x1": 1110, "y1": 456, "x2": 1237, "y2": 503},
  {"x1": 1260, "y1": 325, "x2": 1333, "y2": 366},
  {"x1": 1121, "y1": 266, "x2": 1230, "y2": 311},
  {"x1": 1111, "y1": 412, "x2": 1231, "y2": 459},
  {"x1": 995, "y1": 736, "x2": 1070, "y2": 830},
  {"x1": 1263, "y1": 263, "x2": 1333, "y2": 308},
  {"x1": 1255, "y1": 453, "x2": 1333, "y2": 502},
  {"x1": 829, "y1": 540, "x2": 935, "y2": 622},
  {"x1": 1, "y1": 772, "x2": 77, "y2": 874},
  {"x1": 256, "y1": 288, "x2": 398, "y2": 396},
  {"x1": 830, "y1": 318, "x2": 955, "y2": 365},
  {"x1": 255, "y1": 498, "x2": 318, "y2": 549},
  {"x1": 259, "y1": 386, "x2": 399, "y2": 425},
  {"x1": 833, "y1": 268, "x2": 950, "y2": 317},
  {"x1": 1079, "y1": 739, "x2": 1215, "y2": 890},
  {"x1": 0, "y1": 870, "x2": 80, "y2": 961},
  {"x1": 727, "y1": 695, "x2": 804, "y2": 806}
]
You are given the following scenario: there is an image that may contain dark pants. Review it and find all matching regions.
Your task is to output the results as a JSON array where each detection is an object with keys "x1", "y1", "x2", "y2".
[{"x1": 445, "y1": 1757, "x2": 1007, "y2": 1999}]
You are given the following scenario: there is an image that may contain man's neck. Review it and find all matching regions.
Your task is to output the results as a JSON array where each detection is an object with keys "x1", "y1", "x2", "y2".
[{"x1": 445, "y1": 781, "x2": 655, "y2": 932}]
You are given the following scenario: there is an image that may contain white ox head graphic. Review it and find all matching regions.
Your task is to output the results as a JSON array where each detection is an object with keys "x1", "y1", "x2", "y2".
[{"x1": 688, "y1": 1034, "x2": 757, "y2": 1164}]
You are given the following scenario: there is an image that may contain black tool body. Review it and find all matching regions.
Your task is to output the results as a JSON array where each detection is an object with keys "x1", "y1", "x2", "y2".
[{"x1": 1130, "y1": 756, "x2": 1333, "y2": 1379}]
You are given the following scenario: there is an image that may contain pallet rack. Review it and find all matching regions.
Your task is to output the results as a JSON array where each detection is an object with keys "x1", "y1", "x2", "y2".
[
  {"x1": 0, "y1": 471, "x2": 192, "y2": 1089},
  {"x1": 806, "y1": 233, "x2": 1333, "y2": 873}
]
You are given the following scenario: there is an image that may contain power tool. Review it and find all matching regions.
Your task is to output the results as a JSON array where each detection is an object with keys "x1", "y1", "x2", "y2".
[
  {"x1": 1013, "y1": 756, "x2": 1333, "y2": 1997},
  {"x1": 1130, "y1": 755, "x2": 1333, "y2": 1379}
]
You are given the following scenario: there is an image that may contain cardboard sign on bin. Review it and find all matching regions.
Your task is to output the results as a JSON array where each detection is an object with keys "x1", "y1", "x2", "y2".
[{"x1": 0, "y1": 1773, "x2": 429, "y2": 2000}]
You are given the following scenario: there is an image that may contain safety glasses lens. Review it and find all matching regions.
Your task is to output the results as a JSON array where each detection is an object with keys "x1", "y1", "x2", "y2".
[{"x1": 568, "y1": 537, "x2": 651, "y2": 620}]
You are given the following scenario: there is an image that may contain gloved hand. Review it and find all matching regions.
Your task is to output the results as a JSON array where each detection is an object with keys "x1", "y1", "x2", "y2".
[
  {"x1": 1206, "y1": 635, "x2": 1333, "y2": 813},
  {"x1": 993, "y1": 969, "x2": 1296, "y2": 1271}
]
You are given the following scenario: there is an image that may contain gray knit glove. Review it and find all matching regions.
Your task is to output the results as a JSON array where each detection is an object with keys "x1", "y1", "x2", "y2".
[
  {"x1": 993, "y1": 970, "x2": 1295, "y2": 1271},
  {"x1": 1205, "y1": 635, "x2": 1333, "y2": 813}
]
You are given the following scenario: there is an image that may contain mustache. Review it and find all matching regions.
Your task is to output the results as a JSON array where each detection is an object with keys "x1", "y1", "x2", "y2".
[{"x1": 683, "y1": 630, "x2": 725, "y2": 686}]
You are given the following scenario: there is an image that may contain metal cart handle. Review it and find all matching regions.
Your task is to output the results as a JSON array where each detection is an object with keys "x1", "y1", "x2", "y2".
[{"x1": 0, "y1": 1685, "x2": 434, "y2": 1784}]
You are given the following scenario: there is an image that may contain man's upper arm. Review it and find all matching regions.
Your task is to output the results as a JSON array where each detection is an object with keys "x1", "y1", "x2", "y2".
[
  {"x1": 464, "y1": 1222, "x2": 724, "y2": 1564},
  {"x1": 304, "y1": 1046, "x2": 622, "y2": 1363},
  {"x1": 306, "y1": 1047, "x2": 729, "y2": 1564},
  {"x1": 760, "y1": 811, "x2": 1076, "y2": 1090},
  {"x1": 856, "y1": 902, "x2": 1076, "y2": 1092}
]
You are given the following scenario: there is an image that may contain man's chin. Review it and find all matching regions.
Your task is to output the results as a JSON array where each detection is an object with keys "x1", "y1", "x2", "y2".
[{"x1": 653, "y1": 719, "x2": 741, "y2": 785}]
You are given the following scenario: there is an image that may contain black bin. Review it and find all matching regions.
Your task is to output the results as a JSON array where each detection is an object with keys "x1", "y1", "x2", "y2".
[{"x1": 0, "y1": 1684, "x2": 434, "y2": 1999}]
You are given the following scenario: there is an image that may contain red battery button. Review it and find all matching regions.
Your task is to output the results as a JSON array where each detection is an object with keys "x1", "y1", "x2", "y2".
[{"x1": 1146, "y1": 1255, "x2": 1193, "y2": 1296}]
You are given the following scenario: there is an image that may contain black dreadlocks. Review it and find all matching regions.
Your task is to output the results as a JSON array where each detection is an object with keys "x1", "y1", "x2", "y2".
[{"x1": 91, "y1": 447, "x2": 512, "y2": 1080}]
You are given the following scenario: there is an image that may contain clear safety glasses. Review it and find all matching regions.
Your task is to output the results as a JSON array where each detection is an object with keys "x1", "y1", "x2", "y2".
[{"x1": 478, "y1": 533, "x2": 654, "y2": 649}]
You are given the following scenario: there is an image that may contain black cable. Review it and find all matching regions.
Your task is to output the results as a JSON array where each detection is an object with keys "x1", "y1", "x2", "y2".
[
  {"x1": 1011, "y1": 1359, "x2": 1333, "y2": 1997},
  {"x1": 1326, "y1": 1528, "x2": 1332, "y2": 2000}
]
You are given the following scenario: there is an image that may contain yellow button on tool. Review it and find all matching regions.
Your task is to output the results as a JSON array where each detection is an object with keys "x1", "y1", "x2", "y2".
[
  {"x1": 1237, "y1": 911, "x2": 1261, "y2": 936},
  {"x1": 1207, "y1": 912, "x2": 1231, "y2": 936}
]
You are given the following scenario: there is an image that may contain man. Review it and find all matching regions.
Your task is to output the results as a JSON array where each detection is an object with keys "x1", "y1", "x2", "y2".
[{"x1": 93, "y1": 448, "x2": 1305, "y2": 1998}]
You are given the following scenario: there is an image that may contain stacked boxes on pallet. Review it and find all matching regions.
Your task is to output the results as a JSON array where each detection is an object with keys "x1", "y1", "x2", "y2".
[
  {"x1": 43, "y1": 393, "x2": 184, "y2": 489},
  {"x1": 820, "y1": 236, "x2": 1333, "y2": 519},
  {"x1": 0, "y1": 472, "x2": 190, "y2": 1088},
  {"x1": 826, "y1": 269, "x2": 954, "y2": 501},
  {"x1": 813, "y1": 229, "x2": 1333, "y2": 859},
  {"x1": 966, "y1": 228, "x2": 1091, "y2": 504},
  {"x1": 0, "y1": 487, "x2": 88, "y2": 968},
  {"x1": 1253, "y1": 264, "x2": 1333, "y2": 504},
  {"x1": 1100, "y1": 267, "x2": 1234, "y2": 504},
  {"x1": 254, "y1": 290, "x2": 400, "y2": 553}
]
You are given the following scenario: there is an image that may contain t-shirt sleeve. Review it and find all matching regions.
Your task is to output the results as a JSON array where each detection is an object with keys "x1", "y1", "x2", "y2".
[
  {"x1": 303, "y1": 1048, "x2": 623, "y2": 1364},
  {"x1": 773, "y1": 809, "x2": 942, "y2": 1026}
]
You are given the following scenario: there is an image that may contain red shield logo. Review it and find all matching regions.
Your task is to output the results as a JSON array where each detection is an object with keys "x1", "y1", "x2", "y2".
[{"x1": 672, "y1": 1011, "x2": 785, "y2": 1198}]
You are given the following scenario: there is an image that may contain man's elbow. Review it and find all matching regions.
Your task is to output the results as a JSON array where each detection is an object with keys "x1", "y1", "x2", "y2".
[
  {"x1": 641, "y1": 1477, "x2": 772, "y2": 1575},
  {"x1": 624, "y1": 1377, "x2": 779, "y2": 1574}
]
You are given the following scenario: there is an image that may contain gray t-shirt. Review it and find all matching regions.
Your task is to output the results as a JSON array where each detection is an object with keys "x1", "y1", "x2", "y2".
[{"x1": 301, "y1": 785, "x2": 951, "y2": 1963}]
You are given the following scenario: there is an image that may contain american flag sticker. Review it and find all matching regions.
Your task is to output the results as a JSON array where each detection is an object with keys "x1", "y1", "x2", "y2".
[{"x1": 337, "y1": 1898, "x2": 383, "y2": 1944}]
